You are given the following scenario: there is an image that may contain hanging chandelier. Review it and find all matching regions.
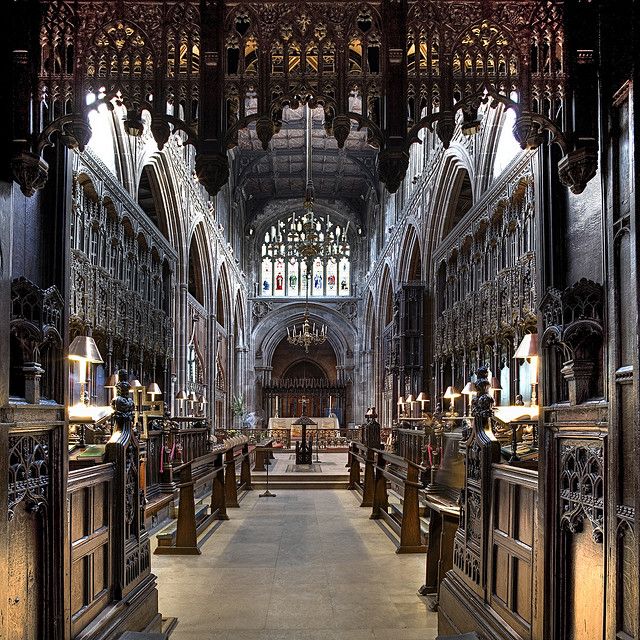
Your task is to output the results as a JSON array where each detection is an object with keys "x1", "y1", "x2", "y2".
[
  {"x1": 266, "y1": 105, "x2": 350, "y2": 266},
  {"x1": 286, "y1": 103, "x2": 330, "y2": 351},
  {"x1": 287, "y1": 309, "x2": 327, "y2": 353}
]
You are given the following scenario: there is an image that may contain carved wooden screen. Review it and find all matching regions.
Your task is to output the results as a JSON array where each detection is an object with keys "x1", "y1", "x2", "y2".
[
  {"x1": 489, "y1": 465, "x2": 538, "y2": 639},
  {"x1": 68, "y1": 465, "x2": 114, "y2": 636}
]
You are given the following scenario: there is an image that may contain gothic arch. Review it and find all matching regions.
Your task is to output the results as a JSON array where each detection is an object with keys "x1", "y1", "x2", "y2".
[
  {"x1": 431, "y1": 150, "x2": 475, "y2": 245},
  {"x1": 253, "y1": 303, "x2": 355, "y2": 372},
  {"x1": 216, "y1": 263, "x2": 232, "y2": 329},
  {"x1": 398, "y1": 224, "x2": 424, "y2": 283}
]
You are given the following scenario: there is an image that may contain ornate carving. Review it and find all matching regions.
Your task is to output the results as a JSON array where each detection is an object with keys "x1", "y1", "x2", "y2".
[
  {"x1": 58, "y1": 114, "x2": 93, "y2": 152},
  {"x1": 337, "y1": 300, "x2": 357, "y2": 320},
  {"x1": 252, "y1": 299, "x2": 273, "y2": 320},
  {"x1": 541, "y1": 279, "x2": 604, "y2": 404},
  {"x1": 195, "y1": 152, "x2": 230, "y2": 197},
  {"x1": 558, "y1": 146, "x2": 598, "y2": 195},
  {"x1": 560, "y1": 444, "x2": 604, "y2": 543},
  {"x1": 332, "y1": 115, "x2": 351, "y2": 149},
  {"x1": 11, "y1": 151, "x2": 49, "y2": 197},
  {"x1": 377, "y1": 148, "x2": 410, "y2": 194},
  {"x1": 8, "y1": 433, "x2": 50, "y2": 521},
  {"x1": 453, "y1": 366, "x2": 500, "y2": 591}
]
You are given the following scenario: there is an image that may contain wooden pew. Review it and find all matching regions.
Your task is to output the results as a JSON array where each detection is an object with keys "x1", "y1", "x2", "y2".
[
  {"x1": 369, "y1": 449, "x2": 427, "y2": 553},
  {"x1": 224, "y1": 440, "x2": 253, "y2": 508},
  {"x1": 155, "y1": 447, "x2": 228, "y2": 555},
  {"x1": 347, "y1": 441, "x2": 375, "y2": 507}
]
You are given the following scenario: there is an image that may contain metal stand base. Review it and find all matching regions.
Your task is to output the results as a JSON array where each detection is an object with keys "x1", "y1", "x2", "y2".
[{"x1": 259, "y1": 489, "x2": 277, "y2": 498}]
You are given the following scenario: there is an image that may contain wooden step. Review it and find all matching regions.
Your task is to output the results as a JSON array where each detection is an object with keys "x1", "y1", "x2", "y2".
[
  {"x1": 156, "y1": 503, "x2": 209, "y2": 546},
  {"x1": 252, "y1": 480, "x2": 350, "y2": 490}
]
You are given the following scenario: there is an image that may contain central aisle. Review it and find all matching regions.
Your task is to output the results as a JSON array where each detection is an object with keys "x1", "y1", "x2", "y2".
[{"x1": 154, "y1": 490, "x2": 438, "y2": 640}]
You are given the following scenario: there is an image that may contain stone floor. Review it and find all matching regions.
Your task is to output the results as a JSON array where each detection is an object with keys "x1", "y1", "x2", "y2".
[
  {"x1": 153, "y1": 489, "x2": 438, "y2": 640},
  {"x1": 252, "y1": 452, "x2": 349, "y2": 476}
]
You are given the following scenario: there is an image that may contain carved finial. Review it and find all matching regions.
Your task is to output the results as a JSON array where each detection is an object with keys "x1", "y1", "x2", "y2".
[
  {"x1": 377, "y1": 148, "x2": 409, "y2": 193},
  {"x1": 11, "y1": 151, "x2": 49, "y2": 197},
  {"x1": 558, "y1": 146, "x2": 598, "y2": 195},
  {"x1": 472, "y1": 367, "x2": 494, "y2": 420},
  {"x1": 112, "y1": 369, "x2": 134, "y2": 421},
  {"x1": 255, "y1": 116, "x2": 275, "y2": 150},
  {"x1": 151, "y1": 117, "x2": 171, "y2": 150},
  {"x1": 195, "y1": 152, "x2": 230, "y2": 196}
]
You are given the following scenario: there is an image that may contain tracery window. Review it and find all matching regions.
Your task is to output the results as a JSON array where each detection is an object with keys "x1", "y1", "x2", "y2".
[{"x1": 260, "y1": 213, "x2": 351, "y2": 297}]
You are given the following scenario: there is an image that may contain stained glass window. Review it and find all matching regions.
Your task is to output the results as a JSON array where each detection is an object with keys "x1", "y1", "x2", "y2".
[{"x1": 259, "y1": 211, "x2": 351, "y2": 297}]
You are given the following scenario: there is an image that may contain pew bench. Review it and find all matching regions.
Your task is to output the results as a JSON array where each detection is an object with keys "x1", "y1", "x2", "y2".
[
  {"x1": 155, "y1": 446, "x2": 229, "y2": 555},
  {"x1": 348, "y1": 442, "x2": 427, "y2": 553}
]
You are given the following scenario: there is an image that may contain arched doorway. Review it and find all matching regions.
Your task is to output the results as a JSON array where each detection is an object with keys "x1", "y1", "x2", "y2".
[{"x1": 262, "y1": 336, "x2": 348, "y2": 424}]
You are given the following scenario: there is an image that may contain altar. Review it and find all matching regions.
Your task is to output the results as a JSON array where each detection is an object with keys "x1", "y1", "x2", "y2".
[{"x1": 268, "y1": 416, "x2": 339, "y2": 438}]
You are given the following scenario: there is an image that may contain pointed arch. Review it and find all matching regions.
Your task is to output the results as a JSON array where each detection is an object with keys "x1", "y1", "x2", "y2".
[
  {"x1": 398, "y1": 224, "x2": 424, "y2": 283},
  {"x1": 216, "y1": 262, "x2": 231, "y2": 329}
]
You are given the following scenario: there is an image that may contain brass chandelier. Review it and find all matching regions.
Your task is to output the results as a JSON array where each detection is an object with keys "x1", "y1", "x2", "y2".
[{"x1": 286, "y1": 103, "x2": 332, "y2": 352}]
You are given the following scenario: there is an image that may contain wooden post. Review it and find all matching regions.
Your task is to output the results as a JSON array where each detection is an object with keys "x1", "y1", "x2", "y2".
[
  {"x1": 240, "y1": 442, "x2": 252, "y2": 490},
  {"x1": 348, "y1": 444, "x2": 361, "y2": 489},
  {"x1": 370, "y1": 451, "x2": 388, "y2": 519},
  {"x1": 173, "y1": 463, "x2": 200, "y2": 555},
  {"x1": 397, "y1": 463, "x2": 426, "y2": 553},
  {"x1": 210, "y1": 451, "x2": 229, "y2": 521},
  {"x1": 225, "y1": 446, "x2": 240, "y2": 508},
  {"x1": 361, "y1": 447, "x2": 375, "y2": 507}
]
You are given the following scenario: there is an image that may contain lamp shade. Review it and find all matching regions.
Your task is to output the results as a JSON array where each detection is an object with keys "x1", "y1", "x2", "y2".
[
  {"x1": 188, "y1": 391, "x2": 197, "y2": 402},
  {"x1": 104, "y1": 374, "x2": 118, "y2": 389},
  {"x1": 406, "y1": 394, "x2": 415, "y2": 404},
  {"x1": 461, "y1": 382, "x2": 477, "y2": 395},
  {"x1": 197, "y1": 394, "x2": 207, "y2": 404},
  {"x1": 416, "y1": 392, "x2": 429, "y2": 403},
  {"x1": 514, "y1": 333, "x2": 538, "y2": 359},
  {"x1": 443, "y1": 386, "x2": 461, "y2": 399},
  {"x1": 490, "y1": 377, "x2": 503, "y2": 391},
  {"x1": 147, "y1": 382, "x2": 161, "y2": 396},
  {"x1": 68, "y1": 335, "x2": 104, "y2": 363},
  {"x1": 175, "y1": 389, "x2": 188, "y2": 400},
  {"x1": 129, "y1": 379, "x2": 142, "y2": 390},
  {"x1": 397, "y1": 396, "x2": 405, "y2": 406}
]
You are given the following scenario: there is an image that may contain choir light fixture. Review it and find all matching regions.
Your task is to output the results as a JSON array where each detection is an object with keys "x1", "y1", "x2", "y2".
[
  {"x1": 461, "y1": 382, "x2": 477, "y2": 416},
  {"x1": 397, "y1": 396, "x2": 406, "y2": 418},
  {"x1": 514, "y1": 333, "x2": 539, "y2": 404},
  {"x1": 68, "y1": 335, "x2": 104, "y2": 406},
  {"x1": 147, "y1": 382, "x2": 161, "y2": 401},
  {"x1": 416, "y1": 392, "x2": 429, "y2": 412},
  {"x1": 443, "y1": 386, "x2": 461, "y2": 416}
]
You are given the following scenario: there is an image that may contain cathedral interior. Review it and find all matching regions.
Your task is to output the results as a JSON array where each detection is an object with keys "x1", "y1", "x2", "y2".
[{"x1": 1, "y1": 1, "x2": 638, "y2": 639}]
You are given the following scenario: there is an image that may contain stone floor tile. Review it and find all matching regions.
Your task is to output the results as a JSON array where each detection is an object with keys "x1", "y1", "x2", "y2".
[{"x1": 155, "y1": 490, "x2": 437, "y2": 640}]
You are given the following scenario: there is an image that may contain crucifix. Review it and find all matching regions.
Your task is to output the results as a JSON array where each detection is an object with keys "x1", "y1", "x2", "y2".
[{"x1": 293, "y1": 395, "x2": 315, "y2": 465}]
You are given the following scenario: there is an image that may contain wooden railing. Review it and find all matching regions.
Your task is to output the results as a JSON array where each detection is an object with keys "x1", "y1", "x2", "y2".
[
  {"x1": 214, "y1": 426, "x2": 362, "y2": 451},
  {"x1": 145, "y1": 429, "x2": 163, "y2": 499},
  {"x1": 395, "y1": 428, "x2": 428, "y2": 466}
]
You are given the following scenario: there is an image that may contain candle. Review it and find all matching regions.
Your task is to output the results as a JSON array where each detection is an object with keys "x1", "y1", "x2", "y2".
[{"x1": 329, "y1": 395, "x2": 332, "y2": 414}]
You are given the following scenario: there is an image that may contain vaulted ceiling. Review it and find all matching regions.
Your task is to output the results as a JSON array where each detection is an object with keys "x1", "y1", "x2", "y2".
[{"x1": 232, "y1": 106, "x2": 379, "y2": 220}]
